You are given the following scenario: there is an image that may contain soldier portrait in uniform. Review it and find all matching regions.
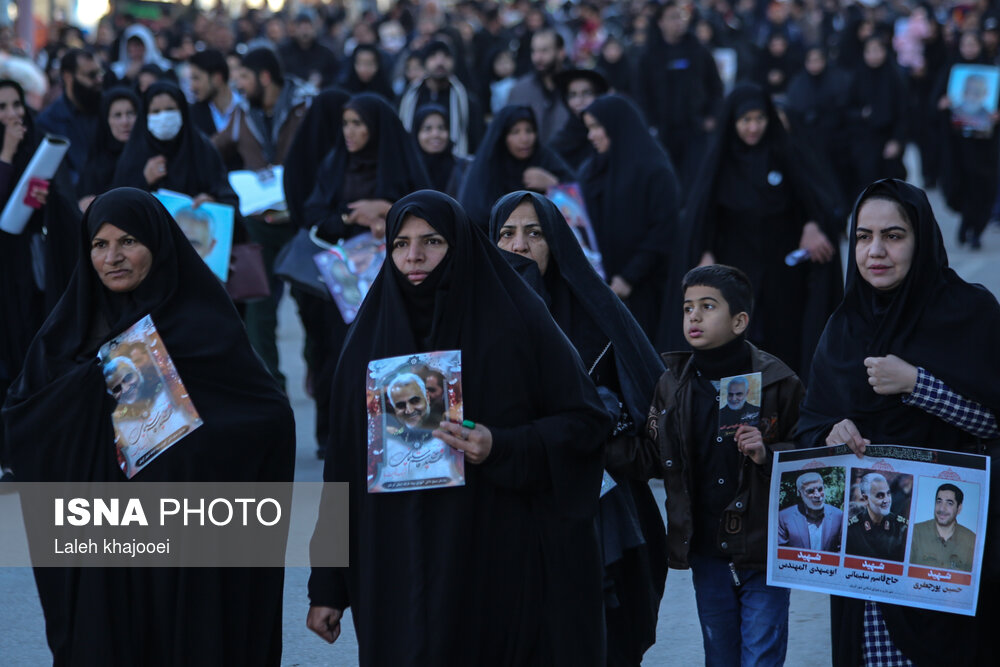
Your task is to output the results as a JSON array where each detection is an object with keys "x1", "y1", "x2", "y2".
[
  {"x1": 718, "y1": 373, "x2": 761, "y2": 438},
  {"x1": 845, "y1": 470, "x2": 911, "y2": 562},
  {"x1": 909, "y1": 481, "x2": 978, "y2": 572}
]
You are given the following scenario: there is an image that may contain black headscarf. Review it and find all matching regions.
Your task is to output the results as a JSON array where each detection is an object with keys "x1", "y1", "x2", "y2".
[
  {"x1": 338, "y1": 44, "x2": 395, "y2": 101},
  {"x1": 79, "y1": 87, "x2": 141, "y2": 198},
  {"x1": 413, "y1": 104, "x2": 456, "y2": 193},
  {"x1": 458, "y1": 105, "x2": 574, "y2": 227},
  {"x1": 304, "y1": 93, "x2": 431, "y2": 241},
  {"x1": 797, "y1": 179, "x2": 1000, "y2": 449},
  {"x1": 309, "y1": 190, "x2": 609, "y2": 665},
  {"x1": 283, "y1": 87, "x2": 351, "y2": 228},
  {"x1": 2, "y1": 188, "x2": 293, "y2": 663},
  {"x1": 112, "y1": 81, "x2": 237, "y2": 207}
]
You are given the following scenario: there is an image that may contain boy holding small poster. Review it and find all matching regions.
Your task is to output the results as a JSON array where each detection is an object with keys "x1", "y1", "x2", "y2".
[{"x1": 609, "y1": 265, "x2": 803, "y2": 666}]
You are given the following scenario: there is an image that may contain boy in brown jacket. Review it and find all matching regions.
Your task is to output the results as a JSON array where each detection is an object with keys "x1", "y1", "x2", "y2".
[{"x1": 609, "y1": 265, "x2": 803, "y2": 666}]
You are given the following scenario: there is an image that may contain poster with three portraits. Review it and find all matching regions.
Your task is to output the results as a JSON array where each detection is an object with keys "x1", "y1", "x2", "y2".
[
  {"x1": 767, "y1": 444, "x2": 990, "y2": 615},
  {"x1": 366, "y1": 351, "x2": 465, "y2": 493}
]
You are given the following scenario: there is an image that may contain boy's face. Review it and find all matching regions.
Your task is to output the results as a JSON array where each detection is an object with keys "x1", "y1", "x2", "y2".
[{"x1": 682, "y1": 285, "x2": 747, "y2": 350}]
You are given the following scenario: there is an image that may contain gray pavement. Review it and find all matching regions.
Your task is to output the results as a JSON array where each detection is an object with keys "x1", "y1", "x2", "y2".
[{"x1": 1, "y1": 180, "x2": 996, "y2": 666}]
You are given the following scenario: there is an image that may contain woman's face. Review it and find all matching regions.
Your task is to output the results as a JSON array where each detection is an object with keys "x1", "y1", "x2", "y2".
[
  {"x1": 854, "y1": 198, "x2": 916, "y2": 292},
  {"x1": 148, "y1": 93, "x2": 178, "y2": 115},
  {"x1": 343, "y1": 108, "x2": 370, "y2": 153},
  {"x1": 90, "y1": 223, "x2": 154, "y2": 293},
  {"x1": 392, "y1": 215, "x2": 449, "y2": 285},
  {"x1": 354, "y1": 50, "x2": 379, "y2": 82},
  {"x1": 863, "y1": 39, "x2": 887, "y2": 68},
  {"x1": 497, "y1": 200, "x2": 551, "y2": 275},
  {"x1": 108, "y1": 98, "x2": 137, "y2": 143},
  {"x1": 0, "y1": 85, "x2": 25, "y2": 126},
  {"x1": 735, "y1": 109, "x2": 768, "y2": 146},
  {"x1": 583, "y1": 113, "x2": 610, "y2": 153},
  {"x1": 566, "y1": 79, "x2": 597, "y2": 116},
  {"x1": 959, "y1": 33, "x2": 982, "y2": 61},
  {"x1": 805, "y1": 49, "x2": 826, "y2": 76},
  {"x1": 505, "y1": 120, "x2": 537, "y2": 160},
  {"x1": 417, "y1": 113, "x2": 449, "y2": 154}
]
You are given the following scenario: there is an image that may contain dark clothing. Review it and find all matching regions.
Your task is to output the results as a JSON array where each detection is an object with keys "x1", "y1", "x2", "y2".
[
  {"x1": 684, "y1": 83, "x2": 843, "y2": 377},
  {"x1": 457, "y1": 105, "x2": 574, "y2": 227},
  {"x1": 578, "y1": 95, "x2": 680, "y2": 342},
  {"x1": 278, "y1": 38, "x2": 340, "y2": 88},
  {"x1": 79, "y1": 88, "x2": 140, "y2": 199},
  {"x1": 506, "y1": 72, "x2": 572, "y2": 145},
  {"x1": 308, "y1": 190, "x2": 610, "y2": 666},
  {"x1": 213, "y1": 81, "x2": 312, "y2": 170},
  {"x1": 2, "y1": 188, "x2": 294, "y2": 665},
  {"x1": 845, "y1": 60, "x2": 908, "y2": 200},
  {"x1": 338, "y1": 45, "x2": 395, "y2": 102},
  {"x1": 398, "y1": 77, "x2": 484, "y2": 158},
  {"x1": 845, "y1": 511, "x2": 908, "y2": 561},
  {"x1": 35, "y1": 93, "x2": 100, "y2": 186},
  {"x1": 718, "y1": 403, "x2": 762, "y2": 437},
  {"x1": 547, "y1": 112, "x2": 594, "y2": 172},
  {"x1": 412, "y1": 105, "x2": 471, "y2": 198},
  {"x1": 796, "y1": 180, "x2": 1000, "y2": 667},
  {"x1": 608, "y1": 342, "x2": 804, "y2": 571}
]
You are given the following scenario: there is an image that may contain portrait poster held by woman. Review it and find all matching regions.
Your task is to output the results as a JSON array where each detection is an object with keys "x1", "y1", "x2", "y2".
[
  {"x1": 489, "y1": 191, "x2": 668, "y2": 665},
  {"x1": 685, "y1": 83, "x2": 842, "y2": 378},
  {"x1": 577, "y1": 94, "x2": 680, "y2": 345},
  {"x1": 78, "y1": 87, "x2": 140, "y2": 209},
  {"x1": 111, "y1": 81, "x2": 239, "y2": 212},
  {"x1": 796, "y1": 179, "x2": 999, "y2": 667},
  {"x1": 2, "y1": 188, "x2": 295, "y2": 665},
  {"x1": 302, "y1": 93, "x2": 430, "y2": 453},
  {"x1": 307, "y1": 190, "x2": 611, "y2": 666},
  {"x1": 457, "y1": 104, "x2": 574, "y2": 226},
  {"x1": 0, "y1": 79, "x2": 80, "y2": 480},
  {"x1": 412, "y1": 104, "x2": 471, "y2": 198}
]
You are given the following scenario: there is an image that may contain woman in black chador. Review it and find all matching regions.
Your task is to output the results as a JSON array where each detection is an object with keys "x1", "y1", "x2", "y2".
[
  {"x1": 412, "y1": 104, "x2": 470, "y2": 197},
  {"x1": 338, "y1": 44, "x2": 395, "y2": 101},
  {"x1": 2, "y1": 188, "x2": 295, "y2": 664},
  {"x1": 685, "y1": 83, "x2": 842, "y2": 378},
  {"x1": 577, "y1": 94, "x2": 680, "y2": 346},
  {"x1": 796, "y1": 179, "x2": 999, "y2": 667},
  {"x1": 111, "y1": 81, "x2": 237, "y2": 210},
  {"x1": 78, "y1": 87, "x2": 141, "y2": 207},
  {"x1": 490, "y1": 191, "x2": 668, "y2": 666},
  {"x1": 302, "y1": 92, "x2": 430, "y2": 454},
  {"x1": 457, "y1": 104, "x2": 573, "y2": 226},
  {"x1": 307, "y1": 190, "x2": 610, "y2": 666},
  {"x1": 936, "y1": 30, "x2": 999, "y2": 250}
]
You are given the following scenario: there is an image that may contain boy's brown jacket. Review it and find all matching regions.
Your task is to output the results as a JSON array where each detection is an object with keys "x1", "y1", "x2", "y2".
[{"x1": 607, "y1": 343, "x2": 804, "y2": 570}]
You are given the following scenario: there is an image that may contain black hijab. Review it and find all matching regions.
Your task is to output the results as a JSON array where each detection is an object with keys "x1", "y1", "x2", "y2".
[
  {"x1": 413, "y1": 104, "x2": 456, "y2": 193},
  {"x1": 797, "y1": 179, "x2": 1000, "y2": 449},
  {"x1": 458, "y1": 105, "x2": 574, "y2": 227},
  {"x1": 310, "y1": 190, "x2": 609, "y2": 665},
  {"x1": 338, "y1": 44, "x2": 395, "y2": 101},
  {"x1": 283, "y1": 87, "x2": 351, "y2": 228},
  {"x1": 112, "y1": 81, "x2": 237, "y2": 207},
  {"x1": 305, "y1": 93, "x2": 431, "y2": 240},
  {"x1": 488, "y1": 191, "x2": 664, "y2": 426},
  {"x1": 80, "y1": 87, "x2": 140, "y2": 198}
]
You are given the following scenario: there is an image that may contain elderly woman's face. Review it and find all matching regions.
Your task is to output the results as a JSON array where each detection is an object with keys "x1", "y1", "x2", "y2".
[
  {"x1": 854, "y1": 198, "x2": 915, "y2": 292},
  {"x1": 90, "y1": 223, "x2": 153, "y2": 292},
  {"x1": 392, "y1": 215, "x2": 449, "y2": 285},
  {"x1": 497, "y1": 200, "x2": 550, "y2": 275}
]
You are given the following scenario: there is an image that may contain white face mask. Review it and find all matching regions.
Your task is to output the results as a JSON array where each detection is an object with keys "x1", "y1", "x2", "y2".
[{"x1": 147, "y1": 110, "x2": 183, "y2": 141}]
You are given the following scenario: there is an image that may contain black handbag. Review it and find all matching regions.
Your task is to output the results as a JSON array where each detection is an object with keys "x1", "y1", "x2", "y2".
[
  {"x1": 225, "y1": 243, "x2": 271, "y2": 302},
  {"x1": 273, "y1": 226, "x2": 335, "y2": 301}
]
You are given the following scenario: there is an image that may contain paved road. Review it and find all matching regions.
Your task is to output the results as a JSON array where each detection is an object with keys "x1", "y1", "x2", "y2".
[{"x1": 1, "y1": 183, "x2": 995, "y2": 666}]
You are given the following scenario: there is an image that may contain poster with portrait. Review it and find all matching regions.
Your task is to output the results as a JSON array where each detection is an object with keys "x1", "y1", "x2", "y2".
[
  {"x1": 155, "y1": 190, "x2": 235, "y2": 282},
  {"x1": 947, "y1": 64, "x2": 1000, "y2": 137},
  {"x1": 545, "y1": 183, "x2": 606, "y2": 279},
  {"x1": 313, "y1": 232, "x2": 386, "y2": 323},
  {"x1": 767, "y1": 444, "x2": 990, "y2": 616},
  {"x1": 366, "y1": 350, "x2": 464, "y2": 493},
  {"x1": 97, "y1": 314, "x2": 203, "y2": 479},
  {"x1": 718, "y1": 372, "x2": 762, "y2": 439}
]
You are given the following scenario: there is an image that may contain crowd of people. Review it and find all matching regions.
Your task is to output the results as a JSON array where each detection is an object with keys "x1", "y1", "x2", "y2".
[{"x1": 1, "y1": 1, "x2": 999, "y2": 666}]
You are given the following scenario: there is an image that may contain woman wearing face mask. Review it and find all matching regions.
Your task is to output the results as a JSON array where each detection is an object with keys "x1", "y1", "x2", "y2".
[
  {"x1": 79, "y1": 88, "x2": 140, "y2": 210},
  {"x1": 307, "y1": 190, "x2": 610, "y2": 666},
  {"x1": 413, "y1": 104, "x2": 471, "y2": 197},
  {"x1": 489, "y1": 191, "x2": 669, "y2": 666},
  {"x1": 796, "y1": 179, "x2": 1000, "y2": 667},
  {"x1": 0, "y1": 79, "x2": 80, "y2": 482},
  {"x1": 577, "y1": 94, "x2": 680, "y2": 345},
  {"x1": 685, "y1": 84, "x2": 842, "y2": 378},
  {"x1": 457, "y1": 105, "x2": 574, "y2": 227},
  {"x1": 112, "y1": 81, "x2": 237, "y2": 211}
]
